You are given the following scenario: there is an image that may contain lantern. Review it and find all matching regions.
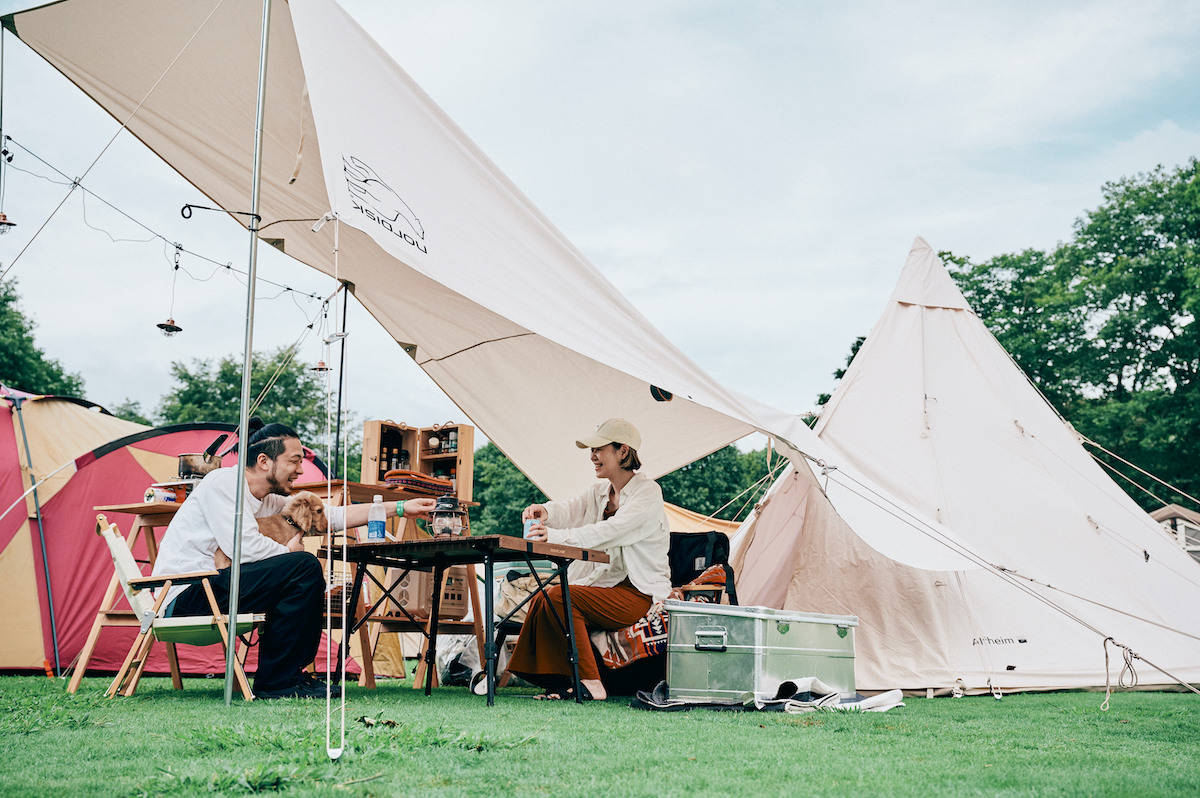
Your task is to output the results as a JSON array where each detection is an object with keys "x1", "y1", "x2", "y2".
[{"x1": 430, "y1": 494, "x2": 466, "y2": 537}]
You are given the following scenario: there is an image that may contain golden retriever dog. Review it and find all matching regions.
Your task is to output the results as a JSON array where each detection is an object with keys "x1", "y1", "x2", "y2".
[{"x1": 213, "y1": 491, "x2": 330, "y2": 570}]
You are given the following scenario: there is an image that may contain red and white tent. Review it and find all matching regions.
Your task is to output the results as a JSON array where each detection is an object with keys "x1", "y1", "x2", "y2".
[{"x1": 0, "y1": 385, "x2": 339, "y2": 676}]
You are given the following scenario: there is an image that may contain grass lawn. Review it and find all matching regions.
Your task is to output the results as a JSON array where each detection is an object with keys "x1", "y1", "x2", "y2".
[{"x1": 1, "y1": 674, "x2": 1198, "y2": 797}]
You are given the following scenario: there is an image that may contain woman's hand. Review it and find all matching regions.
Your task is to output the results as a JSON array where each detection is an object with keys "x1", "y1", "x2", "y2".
[
  {"x1": 522, "y1": 504, "x2": 548, "y2": 522},
  {"x1": 667, "y1": 587, "x2": 684, "y2": 601},
  {"x1": 524, "y1": 522, "x2": 548, "y2": 542}
]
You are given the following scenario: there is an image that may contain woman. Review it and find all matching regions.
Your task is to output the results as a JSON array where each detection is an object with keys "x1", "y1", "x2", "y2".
[{"x1": 509, "y1": 417, "x2": 671, "y2": 700}]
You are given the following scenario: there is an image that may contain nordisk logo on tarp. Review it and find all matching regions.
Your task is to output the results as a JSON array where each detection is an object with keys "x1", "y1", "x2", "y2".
[
  {"x1": 972, "y1": 637, "x2": 1028, "y2": 645},
  {"x1": 343, "y1": 156, "x2": 427, "y2": 253}
]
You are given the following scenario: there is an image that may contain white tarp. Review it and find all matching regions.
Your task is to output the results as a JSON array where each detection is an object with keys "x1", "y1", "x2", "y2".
[
  {"x1": 732, "y1": 238, "x2": 1200, "y2": 691},
  {"x1": 6, "y1": 0, "x2": 989, "y2": 576}
]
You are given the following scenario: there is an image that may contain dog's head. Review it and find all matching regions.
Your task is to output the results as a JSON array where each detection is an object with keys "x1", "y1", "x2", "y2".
[{"x1": 285, "y1": 491, "x2": 330, "y2": 536}]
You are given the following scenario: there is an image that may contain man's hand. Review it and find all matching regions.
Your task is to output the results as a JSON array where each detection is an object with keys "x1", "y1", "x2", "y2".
[
  {"x1": 402, "y1": 498, "x2": 437, "y2": 519},
  {"x1": 523, "y1": 504, "x2": 547, "y2": 522},
  {"x1": 286, "y1": 532, "x2": 305, "y2": 552}
]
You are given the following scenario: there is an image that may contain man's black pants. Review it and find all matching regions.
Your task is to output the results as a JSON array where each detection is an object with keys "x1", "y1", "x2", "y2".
[{"x1": 167, "y1": 551, "x2": 325, "y2": 691}]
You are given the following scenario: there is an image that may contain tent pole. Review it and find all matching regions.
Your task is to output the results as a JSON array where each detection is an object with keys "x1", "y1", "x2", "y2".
[
  {"x1": 226, "y1": 0, "x2": 272, "y2": 707},
  {"x1": 11, "y1": 396, "x2": 60, "y2": 676}
]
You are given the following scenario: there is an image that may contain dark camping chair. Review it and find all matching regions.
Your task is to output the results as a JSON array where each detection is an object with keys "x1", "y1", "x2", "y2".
[{"x1": 669, "y1": 530, "x2": 738, "y2": 605}]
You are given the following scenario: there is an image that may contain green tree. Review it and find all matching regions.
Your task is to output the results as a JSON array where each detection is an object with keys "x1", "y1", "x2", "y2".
[
  {"x1": 738, "y1": 445, "x2": 790, "y2": 510},
  {"x1": 110, "y1": 398, "x2": 151, "y2": 425},
  {"x1": 944, "y1": 249, "x2": 1092, "y2": 411},
  {"x1": 816, "y1": 335, "x2": 866, "y2": 406},
  {"x1": 155, "y1": 346, "x2": 360, "y2": 480},
  {"x1": 0, "y1": 279, "x2": 85, "y2": 396},
  {"x1": 922, "y1": 159, "x2": 1200, "y2": 511},
  {"x1": 469, "y1": 442, "x2": 547, "y2": 537},
  {"x1": 659, "y1": 445, "x2": 749, "y2": 521}
]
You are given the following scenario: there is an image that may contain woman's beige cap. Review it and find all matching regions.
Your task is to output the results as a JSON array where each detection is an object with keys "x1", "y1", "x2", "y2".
[{"x1": 576, "y1": 418, "x2": 641, "y2": 450}]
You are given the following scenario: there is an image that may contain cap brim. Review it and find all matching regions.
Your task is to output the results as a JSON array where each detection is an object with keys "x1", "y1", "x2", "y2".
[{"x1": 575, "y1": 435, "x2": 611, "y2": 449}]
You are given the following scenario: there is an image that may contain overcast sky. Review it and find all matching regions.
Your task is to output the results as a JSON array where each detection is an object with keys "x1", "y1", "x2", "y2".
[{"x1": 1, "y1": 0, "x2": 1198, "y2": 450}]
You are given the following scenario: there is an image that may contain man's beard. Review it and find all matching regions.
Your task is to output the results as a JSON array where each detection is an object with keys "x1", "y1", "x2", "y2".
[{"x1": 265, "y1": 464, "x2": 291, "y2": 496}]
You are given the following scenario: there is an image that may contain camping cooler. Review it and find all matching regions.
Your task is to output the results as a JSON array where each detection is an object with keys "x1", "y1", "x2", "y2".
[{"x1": 665, "y1": 600, "x2": 858, "y2": 703}]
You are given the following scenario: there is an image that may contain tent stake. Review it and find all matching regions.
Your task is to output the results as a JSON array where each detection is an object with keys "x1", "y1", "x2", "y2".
[{"x1": 226, "y1": 0, "x2": 272, "y2": 707}]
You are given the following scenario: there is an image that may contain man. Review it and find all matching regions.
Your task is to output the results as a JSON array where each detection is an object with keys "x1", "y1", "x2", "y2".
[{"x1": 152, "y1": 422, "x2": 435, "y2": 699}]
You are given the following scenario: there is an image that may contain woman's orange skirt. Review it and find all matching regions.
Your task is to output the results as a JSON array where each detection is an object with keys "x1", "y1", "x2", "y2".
[{"x1": 508, "y1": 578, "x2": 651, "y2": 685}]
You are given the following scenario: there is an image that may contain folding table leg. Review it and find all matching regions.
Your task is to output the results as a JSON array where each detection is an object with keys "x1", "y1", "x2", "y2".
[
  {"x1": 424, "y1": 563, "x2": 444, "y2": 696},
  {"x1": 558, "y1": 561, "x2": 584, "y2": 704},
  {"x1": 484, "y1": 555, "x2": 497, "y2": 706},
  {"x1": 352, "y1": 565, "x2": 377, "y2": 689}
]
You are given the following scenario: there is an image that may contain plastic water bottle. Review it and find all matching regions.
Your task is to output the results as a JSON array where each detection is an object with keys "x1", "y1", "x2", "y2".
[{"x1": 367, "y1": 495, "x2": 386, "y2": 541}]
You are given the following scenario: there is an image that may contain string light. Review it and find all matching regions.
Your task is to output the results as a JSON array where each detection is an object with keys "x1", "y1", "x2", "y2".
[
  {"x1": 0, "y1": 136, "x2": 325, "y2": 304},
  {"x1": 157, "y1": 243, "x2": 184, "y2": 336}
]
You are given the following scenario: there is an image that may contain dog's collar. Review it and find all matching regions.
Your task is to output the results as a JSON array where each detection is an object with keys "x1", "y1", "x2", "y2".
[{"x1": 283, "y1": 515, "x2": 302, "y2": 531}]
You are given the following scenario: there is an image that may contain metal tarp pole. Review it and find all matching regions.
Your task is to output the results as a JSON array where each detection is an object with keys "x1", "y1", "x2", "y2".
[{"x1": 226, "y1": 0, "x2": 272, "y2": 706}]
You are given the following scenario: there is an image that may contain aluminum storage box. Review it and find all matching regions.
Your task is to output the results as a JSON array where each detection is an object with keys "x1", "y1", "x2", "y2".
[{"x1": 665, "y1": 600, "x2": 858, "y2": 703}]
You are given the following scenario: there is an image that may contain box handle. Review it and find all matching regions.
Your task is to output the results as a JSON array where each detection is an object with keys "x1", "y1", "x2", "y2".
[{"x1": 694, "y1": 626, "x2": 728, "y2": 652}]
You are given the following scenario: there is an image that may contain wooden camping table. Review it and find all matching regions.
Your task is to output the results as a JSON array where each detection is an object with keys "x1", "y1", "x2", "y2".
[
  {"x1": 324, "y1": 536, "x2": 609, "y2": 706},
  {"x1": 69, "y1": 501, "x2": 182, "y2": 693}
]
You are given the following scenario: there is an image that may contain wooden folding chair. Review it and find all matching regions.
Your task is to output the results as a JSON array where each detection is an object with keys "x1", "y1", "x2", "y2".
[{"x1": 95, "y1": 514, "x2": 264, "y2": 700}]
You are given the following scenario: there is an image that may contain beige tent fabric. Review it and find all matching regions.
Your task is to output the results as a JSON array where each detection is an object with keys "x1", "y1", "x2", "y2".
[
  {"x1": 663, "y1": 503, "x2": 741, "y2": 537},
  {"x1": 15, "y1": 398, "x2": 144, "y2": 511},
  {"x1": 125, "y1": 448, "x2": 183, "y2": 484},
  {"x1": 0, "y1": 524, "x2": 49, "y2": 668}
]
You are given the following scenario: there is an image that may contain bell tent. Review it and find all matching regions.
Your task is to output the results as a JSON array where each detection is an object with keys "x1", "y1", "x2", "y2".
[{"x1": 730, "y1": 239, "x2": 1200, "y2": 693}]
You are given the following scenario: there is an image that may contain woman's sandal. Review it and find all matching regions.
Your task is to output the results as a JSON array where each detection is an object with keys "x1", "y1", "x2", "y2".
[{"x1": 533, "y1": 682, "x2": 594, "y2": 701}]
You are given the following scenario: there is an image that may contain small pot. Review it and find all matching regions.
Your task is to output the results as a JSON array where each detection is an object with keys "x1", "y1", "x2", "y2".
[{"x1": 178, "y1": 452, "x2": 221, "y2": 479}]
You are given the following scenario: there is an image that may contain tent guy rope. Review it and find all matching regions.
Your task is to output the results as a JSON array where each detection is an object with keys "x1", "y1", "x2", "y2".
[
  {"x1": 818, "y1": 462, "x2": 1200, "y2": 697},
  {"x1": 322, "y1": 212, "x2": 347, "y2": 761}
]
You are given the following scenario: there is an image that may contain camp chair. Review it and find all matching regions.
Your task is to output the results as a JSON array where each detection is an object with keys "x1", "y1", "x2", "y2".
[{"x1": 95, "y1": 514, "x2": 264, "y2": 700}]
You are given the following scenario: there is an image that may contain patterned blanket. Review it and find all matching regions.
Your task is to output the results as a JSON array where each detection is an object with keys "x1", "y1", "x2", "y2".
[{"x1": 591, "y1": 565, "x2": 729, "y2": 669}]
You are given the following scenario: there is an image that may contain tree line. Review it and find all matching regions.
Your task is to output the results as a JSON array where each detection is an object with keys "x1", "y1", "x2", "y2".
[{"x1": 3, "y1": 157, "x2": 1197, "y2": 521}]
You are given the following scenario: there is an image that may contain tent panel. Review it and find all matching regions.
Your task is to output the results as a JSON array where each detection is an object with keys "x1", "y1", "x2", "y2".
[
  {"x1": 125, "y1": 447, "x2": 182, "y2": 484},
  {"x1": 796, "y1": 237, "x2": 1200, "y2": 689},
  {"x1": 42, "y1": 446, "x2": 156, "y2": 663},
  {"x1": 0, "y1": 402, "x2": 26, "y2": 552},
  {"x1": 18, "y1": 396, "x2": 144, "y2": 508},
  {"x1": 0, "y1": 524, "x2": 48, "y2": 668},
  {"x1": 663, "y1": 503, "x2": 742, "y2": 537}
]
